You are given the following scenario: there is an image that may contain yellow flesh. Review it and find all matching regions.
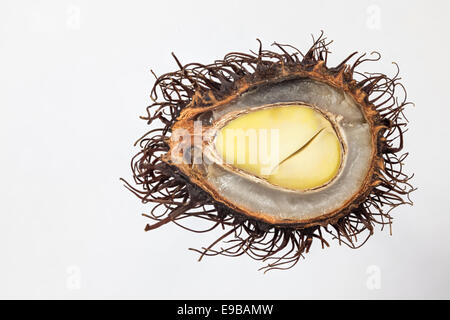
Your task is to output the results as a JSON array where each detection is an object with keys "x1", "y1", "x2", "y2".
[{"x1": 215, "y1": 105, "x2": 342, "y2": 191}]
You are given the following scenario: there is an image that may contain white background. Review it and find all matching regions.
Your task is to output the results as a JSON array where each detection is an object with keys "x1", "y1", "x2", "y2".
[{"x1": 1, "y1": 0, "x2": 449, "y2": 299}]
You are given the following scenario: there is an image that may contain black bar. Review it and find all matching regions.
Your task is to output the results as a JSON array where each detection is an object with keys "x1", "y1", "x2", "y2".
[{"x1": 0, "y1": 300, "x2": 448, "y2": 319}]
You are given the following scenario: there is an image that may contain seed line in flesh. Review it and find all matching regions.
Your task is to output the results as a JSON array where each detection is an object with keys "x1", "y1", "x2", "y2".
[{"x1": 269, "y1": 127, "x2": 326, "y2": 175}]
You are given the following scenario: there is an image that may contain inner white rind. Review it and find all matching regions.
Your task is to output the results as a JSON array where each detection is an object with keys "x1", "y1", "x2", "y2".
[{"x1": 200, "y1": 79, "x2": 373, "y2": 221}]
